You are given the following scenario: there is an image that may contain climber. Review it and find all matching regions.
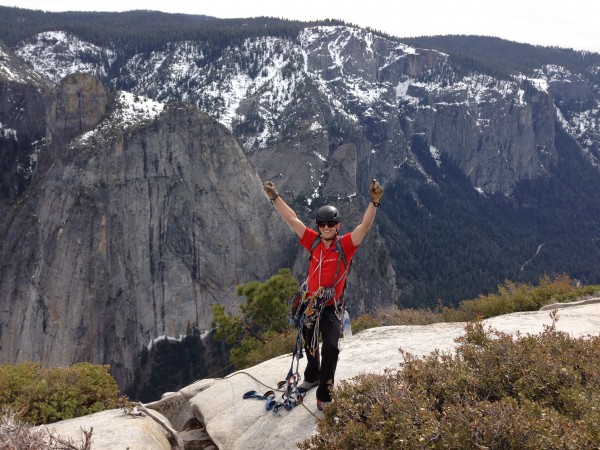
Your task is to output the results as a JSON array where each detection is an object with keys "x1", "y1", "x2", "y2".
[{"x1": 263, "y1": 179, "x2": 384, "y2": 411}]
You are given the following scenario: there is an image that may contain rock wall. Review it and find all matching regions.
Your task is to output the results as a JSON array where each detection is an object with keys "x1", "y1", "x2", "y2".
[
  {"x1": 45, "y1": 72, "x2": 107, "y2": 150},
  {"x1": 0, "y1": 75, "x2": 292, "y2": 390}
]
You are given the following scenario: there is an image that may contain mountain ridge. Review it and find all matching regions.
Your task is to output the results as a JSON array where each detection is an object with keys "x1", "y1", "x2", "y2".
[{"x1": 2, "y1": 13, "x2": 600, "y2": 304}]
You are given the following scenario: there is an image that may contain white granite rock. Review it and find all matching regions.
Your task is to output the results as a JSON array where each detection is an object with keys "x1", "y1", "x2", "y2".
[
  {"x1": 33, "y1": 409, "x2": 172, "y2": 450},
  {"x1": 190, "y1": 302, "x2": 600, "y2": 450},
  {"x1": 146, "y1": 378, "x2": 216, "y2": 431}
]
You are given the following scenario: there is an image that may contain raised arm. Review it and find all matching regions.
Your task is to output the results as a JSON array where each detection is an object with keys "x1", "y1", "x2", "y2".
[
  {"x1": 351, "y1": 179, "x2": 384, "y2": 247},
  {"x1": 263, "y1": 181, "x2": 307, "y2": 239}
]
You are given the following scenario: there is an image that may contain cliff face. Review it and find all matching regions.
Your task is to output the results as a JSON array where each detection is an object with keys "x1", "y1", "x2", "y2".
[
  {"x1": 0, "y1": 74, "x2": 291, "y2": 388},
  {"x1": 404, "y1": 76, "x2": 558, "y2": 193},
  {"x1": 0, "y1": 43, "x2": 52, "y2": 215},
  {"x1": 235, "y1": 27, "x2": 564, "y2": 195},
  {"x1": 45, "y1": 73, "x2": 107, "y2": 150}
]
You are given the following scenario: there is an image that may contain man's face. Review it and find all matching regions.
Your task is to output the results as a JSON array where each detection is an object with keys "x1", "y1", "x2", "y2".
[{"x1": 317, "y1": 221, "x2": 340, "y2": 240}]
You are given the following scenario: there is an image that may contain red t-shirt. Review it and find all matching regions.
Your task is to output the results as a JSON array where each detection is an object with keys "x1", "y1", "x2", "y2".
[{"x1": 299, "y1": 228, "x2": 358, "y2": 301}]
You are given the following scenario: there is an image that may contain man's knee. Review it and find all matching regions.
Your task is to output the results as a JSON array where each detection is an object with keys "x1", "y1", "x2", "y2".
[{"x1": 321, "y1": 341, "x2": 339, "y2": 357}]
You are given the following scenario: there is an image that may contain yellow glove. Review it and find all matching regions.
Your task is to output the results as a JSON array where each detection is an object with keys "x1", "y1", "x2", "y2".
[
  {"x1": 263, "y1": 181, "x2": 280, "y2": 202},
  {"x1": 370, "y1": 179, "x2": 383, "y2": 206}
]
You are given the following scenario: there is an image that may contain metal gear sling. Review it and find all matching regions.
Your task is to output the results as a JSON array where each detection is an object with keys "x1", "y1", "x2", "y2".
[{"x1": 274, "y1": 235, "x2": 352, "y2": 411}]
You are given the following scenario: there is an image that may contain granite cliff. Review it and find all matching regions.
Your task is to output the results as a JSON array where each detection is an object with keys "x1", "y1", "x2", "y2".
[
  {"x1": 0, "y1": 73, "x2": 292, "y2": 388},
  {"x1": 37, "y1": 301, "x2": 600, "y2": 449}
]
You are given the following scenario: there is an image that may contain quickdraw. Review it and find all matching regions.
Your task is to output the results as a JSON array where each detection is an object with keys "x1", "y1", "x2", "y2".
[
  {"x1": 242, "y1": 295, "x2": 308, "y2": 414},
  {"x1": 242, "y1": 389, "x2": 278, "y2": 411},
  {"x1": 242, "y1": 306, "x2": 306, "y2": 413}
]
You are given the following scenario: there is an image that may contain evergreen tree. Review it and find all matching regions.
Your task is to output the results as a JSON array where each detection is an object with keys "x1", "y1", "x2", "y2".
[{"x1": 212, "y1": 268, "x2": 298, "y2": 368}]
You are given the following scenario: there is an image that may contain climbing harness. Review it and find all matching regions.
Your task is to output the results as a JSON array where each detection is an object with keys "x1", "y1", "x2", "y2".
[{"x1": 293, "y1": 236, "x2": 352, "y2": 339}]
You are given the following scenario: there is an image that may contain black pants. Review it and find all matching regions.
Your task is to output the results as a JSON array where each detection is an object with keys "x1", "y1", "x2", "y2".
[{"x1": 302, "y1": 307, "x2": 341, "y2": 402}]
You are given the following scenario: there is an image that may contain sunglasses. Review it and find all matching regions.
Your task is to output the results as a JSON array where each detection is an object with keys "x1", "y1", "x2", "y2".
[{"x1": 317, "y1": 221, "x2": 338, "y2": 228}]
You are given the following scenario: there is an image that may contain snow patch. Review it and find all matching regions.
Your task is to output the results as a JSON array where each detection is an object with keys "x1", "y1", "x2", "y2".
[
  {"x1": 309, "y1": 121, "x2": 322, "y2": 131},
  {"x1": 16, "y1": 31, "x2": 115, "y2": 83},
  {"x1": 312, "y1": 150, "x2": 327, "y2": 162},
  {"x1": 76, "y1": 92, "x2": 165, "y2": 145},
  {"x1": 0, "y1": 122, "x2": 18, "y2": 141},
  {"x1": 429, "y1": 145, "x2": 441, "y2": 167}
]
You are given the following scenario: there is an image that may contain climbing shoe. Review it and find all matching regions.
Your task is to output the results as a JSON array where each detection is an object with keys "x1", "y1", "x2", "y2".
[{"x1": 317, "y1": 399, "x2": 331, "y2": 411}]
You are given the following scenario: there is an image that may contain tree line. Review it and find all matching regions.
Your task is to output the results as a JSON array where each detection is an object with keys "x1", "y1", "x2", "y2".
[
  {"x1": 401, "y1": 34, "x2": 600, "y2": 83},
  {"x1": 0, "y1": 6, "x2": 345, "y2": 62},
  {"x1": 3, "y1": 6, "x2": 599, "y2": 84}
]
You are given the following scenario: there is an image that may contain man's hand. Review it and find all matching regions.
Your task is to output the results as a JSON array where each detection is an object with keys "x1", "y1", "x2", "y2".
[
  {"x1": 263, "y1": 180, "x2": 280, "y2": 201},
  {"x1": 370, "y1": 179, "x2": 383, "y2": 204}
]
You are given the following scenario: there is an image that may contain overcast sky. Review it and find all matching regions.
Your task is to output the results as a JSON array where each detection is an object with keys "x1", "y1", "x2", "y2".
[{"x1": 3, "y1": 0, "x2": 599, "y2": 53}]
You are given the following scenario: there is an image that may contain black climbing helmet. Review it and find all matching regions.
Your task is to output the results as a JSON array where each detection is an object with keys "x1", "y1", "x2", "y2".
[{"x1": 315, "y1": 205, "x2": 340, "y2": 224}]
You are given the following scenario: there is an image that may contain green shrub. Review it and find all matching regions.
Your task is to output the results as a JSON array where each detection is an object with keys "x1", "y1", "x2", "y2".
[
  {"x1": 0, "y1": 362, "x2": 119, "y2": 425},
  {"x1": 375, "y1": 306, "x2": 445, "y2": 326},
  {"x1": 212, "y1": 268, "x2": 299, "y2": 369},
  {"x1": 300, "y1": 314, "x2": 600, "y2": 449},
  {"x1": 351, "y1": 313, "x2": 382, "y2": 334},
  {"x1": 443, "y1": 275, "x2": 599, "y2": 322}
]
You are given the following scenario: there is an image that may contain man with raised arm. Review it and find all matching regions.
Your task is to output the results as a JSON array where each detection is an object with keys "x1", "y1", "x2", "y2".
[{"x1": 263, "y1": 179, "x2": 384, "y2": 410}]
